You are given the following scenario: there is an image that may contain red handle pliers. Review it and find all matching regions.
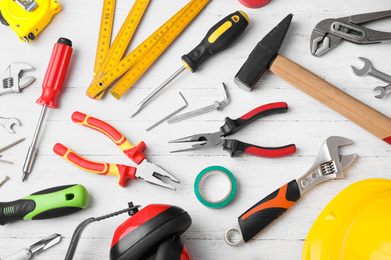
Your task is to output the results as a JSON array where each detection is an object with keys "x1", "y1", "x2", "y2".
[{"x1": 169, "y1": 102, "x2": 296, "y2": 158}]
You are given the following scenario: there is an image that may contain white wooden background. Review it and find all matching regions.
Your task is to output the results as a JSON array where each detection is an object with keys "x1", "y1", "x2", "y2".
[{"x1": 1, "y1": 0, "x2": 391, "y2": 259}]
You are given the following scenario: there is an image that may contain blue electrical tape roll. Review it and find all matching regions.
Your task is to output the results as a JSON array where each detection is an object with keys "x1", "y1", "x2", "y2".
[{"x1": 194, "y1": 166, "x2": 237, "y2": 208}]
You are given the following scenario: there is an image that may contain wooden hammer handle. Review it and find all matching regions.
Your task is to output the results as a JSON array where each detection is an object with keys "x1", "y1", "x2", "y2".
[{"x1": 270, "y1": 55, "x2": 391, "y2": 144}]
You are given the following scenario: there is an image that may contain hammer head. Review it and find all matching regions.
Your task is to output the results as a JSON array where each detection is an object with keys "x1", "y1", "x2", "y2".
[{"x1": 235, "y1": 14, "x2": 293, "y2": 91}]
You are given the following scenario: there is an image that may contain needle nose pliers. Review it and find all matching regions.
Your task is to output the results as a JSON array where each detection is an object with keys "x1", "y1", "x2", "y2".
[
  {"x1": 170, "y1": 102, "x2": 296, "y2": 158},
  {"x1": 54, "y1": 112, "x2": 179, "y2": 190}
]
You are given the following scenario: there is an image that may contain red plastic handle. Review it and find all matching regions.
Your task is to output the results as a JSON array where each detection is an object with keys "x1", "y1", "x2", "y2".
[
  {"x1": 221, "y1": 102, "x2": 289, "y2": 136},
  {"x1": 36, "y1": 38, "x2": 73, "y2": 109},
  {"x1": 53, "y1": 143, "x2": 136, "y2": 187},
  {"x1": 244, "y1": 143, "x2": 296, "y2": 157},
  {"x1": 71, "y1": 111, "x2": 147, "y2": 164},
  {"x1": 223, "y1": 139, "x2": 296, "y2": 158}
]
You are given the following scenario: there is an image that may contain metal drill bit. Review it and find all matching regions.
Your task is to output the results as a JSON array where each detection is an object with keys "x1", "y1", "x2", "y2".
[{"x1": 29, "y1": 233, "x2": 61, "y2": 255}]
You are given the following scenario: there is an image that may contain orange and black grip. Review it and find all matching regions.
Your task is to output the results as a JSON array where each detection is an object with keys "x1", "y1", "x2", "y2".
[
  {"x1": 238, "y1": 180, "x2": 300, "y2": 242},
  {"x1": 71, "y1": 111, "x2": 147, "y2": 164},
  {"x1": 223, "y1": 140, "x2": 296, "y2": 158},
  {"x1": 181, "y1": 11, "x2": 249, "y2": 72},
  {"x1": 53, "y1": 143, "x2": 137, "y2": 187}
]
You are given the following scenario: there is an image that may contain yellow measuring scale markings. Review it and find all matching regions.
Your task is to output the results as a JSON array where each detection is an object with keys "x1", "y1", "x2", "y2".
[
  {"x1": 87, "y1": 0, "x2": 210, "y2": 99},
  {"x1": 94, "y1": 0, "x2": 116, "y2": 75}
]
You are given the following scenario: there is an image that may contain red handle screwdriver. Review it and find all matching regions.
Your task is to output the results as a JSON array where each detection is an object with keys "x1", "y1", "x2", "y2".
[{"x1": 22, "y1": 38, "x2": 73, "y2": 182}]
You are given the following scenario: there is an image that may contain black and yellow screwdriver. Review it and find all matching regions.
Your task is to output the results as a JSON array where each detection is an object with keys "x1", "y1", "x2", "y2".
[{"x1": 128, "y1": 11, "x2": 250, "y2": 117}]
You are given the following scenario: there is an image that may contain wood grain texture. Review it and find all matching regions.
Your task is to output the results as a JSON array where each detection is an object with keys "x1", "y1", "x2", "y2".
[
  {"x1": 0, "y1": 0, "x2": 391, "y2": 259},
  {"x1": 270, "y1": 55, "x2": 391, "y2": 142}
]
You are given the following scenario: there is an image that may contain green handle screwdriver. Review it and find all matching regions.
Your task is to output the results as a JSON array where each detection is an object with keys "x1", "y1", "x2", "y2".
[
  {"x1": 128, "y1": 10, "x2": 250, "y2": 117},
  {"x1": 0, "y1": 184, "x2": 89, "y2": 225}
]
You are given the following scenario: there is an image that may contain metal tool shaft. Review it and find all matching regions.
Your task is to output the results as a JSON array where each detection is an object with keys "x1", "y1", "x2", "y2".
[
  {"x1": 129, "y1": 66, "x2": 187, "y2": 117},
  {"x1": 368, "y1": 67, "x2": 391, "y2": 83},
  {"x1": 168, "y1": 82, "x2": 229, "y2": 123},
  {"x1": 22, "y1": 105, "x2": 48, "y2": 181},
  {"x1": 168, "y1": 104, "x2": 216, "y2": 123},
  {"x1": 146, "y1": 92, "x2": 188, "y2": 131}
]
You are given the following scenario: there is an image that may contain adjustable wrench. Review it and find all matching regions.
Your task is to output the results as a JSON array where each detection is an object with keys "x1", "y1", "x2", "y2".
[
  {"x1": 0, "y1": 116, "x2": 20, "y2": 133},
  {"x1": 351, "y1": 57, "x2": 391, "y2": 98},
  {"x1": 0, "y1": 62, "x2": 35, "y2": 96},
  {"x1": 224, "y1": 136, "x2": 356, "y2": 246}
]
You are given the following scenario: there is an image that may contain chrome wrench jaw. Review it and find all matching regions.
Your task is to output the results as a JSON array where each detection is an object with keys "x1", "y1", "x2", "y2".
[
  {"x1": 296, "y1": 136, "x2": 356, "y2": 194},
  {"x1": 352, "y1": 57, "x2": 391, "y2": 82},
  {"x1": 0, "y1": 62, "x2": 35, "y2": 95},
  {"x1": 310, "y1": 20, "x2": 343, "y2": 57},
  {"x1": 351, "y1": 57, "x2": 372, "y2": 76},
  {"x1": 0, "y1": 116, "x2": 20, "y2": 133},
  {"x1": 374, "y1": 84, "x2": 391, "y2": 99},
  {"x1": 136, "y1": 160, "x2": 179, "y2": 190}
]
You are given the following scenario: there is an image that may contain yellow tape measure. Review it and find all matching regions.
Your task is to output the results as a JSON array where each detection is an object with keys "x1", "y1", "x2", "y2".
[
  {"x1": 110, "y1": 0, "x2": 210, "y2": 100},
  {"x1": 87, "y1": 0, "x2": 210, "y2": 99},
  {"x1": 94, "y1": 0, "x2": 116, "y2": 75},
  {"x1": 93, "y1": 0, "x2": 150, "y2": 99}
]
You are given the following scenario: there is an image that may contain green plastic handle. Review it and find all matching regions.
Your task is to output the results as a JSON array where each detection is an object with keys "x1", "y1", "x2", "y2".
[{"x1": 0, "y1": 184, "x2": 89, "y2": 225}]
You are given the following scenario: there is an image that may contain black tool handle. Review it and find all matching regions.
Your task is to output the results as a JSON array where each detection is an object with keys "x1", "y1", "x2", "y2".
[
  {"x1": 0, "y1": 184, "x2": 89, "y2": 225},
  {"x1": 220, "y1": 102, "x2": 289, "y2": 136},
  {"x1": 238, "y1": 180, "x2": 301, "y2": 242},
  {"x1": 181, "y1": 10, "x2": 249, "y2": 72},
  {"x1": 0, "y1": 199, "x2": 36, "y2": 226},
  {"x1": 223, "y1": 139, "x2": 296, "y2": 158}
]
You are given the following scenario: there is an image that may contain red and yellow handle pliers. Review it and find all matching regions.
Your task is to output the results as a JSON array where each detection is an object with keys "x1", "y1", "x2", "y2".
[{"x1": 54, "y1": 112, "x2": 179, "y2": 190}]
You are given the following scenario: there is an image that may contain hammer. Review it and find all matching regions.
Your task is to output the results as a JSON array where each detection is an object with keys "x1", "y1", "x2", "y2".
[{"x1": 235, "y1": 14, "x2": 391, "y2": 145}]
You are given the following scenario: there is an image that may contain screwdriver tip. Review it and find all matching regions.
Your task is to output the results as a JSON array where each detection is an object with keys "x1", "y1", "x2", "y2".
[
  {"x1": 22, "y1": 173, "x2": 28, "y2": 182},
  {"x1": 128, "y1": 105, "x2": 141, "y2": 118}
]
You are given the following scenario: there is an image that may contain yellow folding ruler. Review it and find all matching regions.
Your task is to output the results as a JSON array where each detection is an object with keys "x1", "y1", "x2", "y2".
[{"x1": 88, "y1": 0, "x2": 210, "y2": 100}]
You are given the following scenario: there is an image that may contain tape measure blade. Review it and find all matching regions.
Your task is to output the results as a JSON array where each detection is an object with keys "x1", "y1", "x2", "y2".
[
  {"x1": 86, "y1": 0, "x2": 194, "y2": 98},
  {"x1": 110, "y1": 0, "x2": 210, "y2": 99},
  {"x1": 91, "y1": 0, "x2": 150, "y2": 85},
  {"x1": 94, "y1": 0, "x2": 116, "y2": 75}
]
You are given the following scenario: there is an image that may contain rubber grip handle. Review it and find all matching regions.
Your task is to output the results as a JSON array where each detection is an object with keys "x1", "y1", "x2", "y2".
[
  {"x1": 53, "y1": 143, "x2": 136, "y2": 187},
  {"x1": 36, "y1": 38, "x2": 73, "y2": 109},
  {"x1": 0, "y1": 185, "x2": 89, "y2": 225},
  {"x1": 223, "y1": 139, "x2": 296, "y2": 158},
  {"x1": 238, "y1": 180, "x2": 300, "y2": 242},
  {"x1": 71, "y1": 111, "x2": 147, "y2": 164},
  {"x1": 181, "y1": 10, "x2": 249, "y2": 72},
  {"x1": 221, "y1": 102, "x2": 289, "y2": 136}
]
